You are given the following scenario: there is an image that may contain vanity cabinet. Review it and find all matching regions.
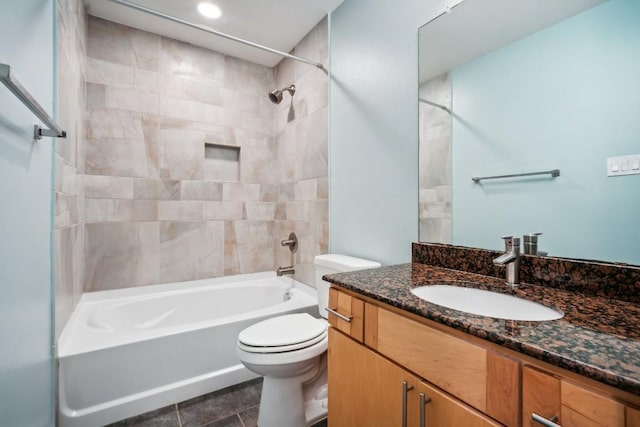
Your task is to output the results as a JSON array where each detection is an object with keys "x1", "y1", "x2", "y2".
[
  {"x1": 328, "y1": 327, "x2": 500, "y2": 427},
  {"x1": 369, "y1": 303, "x2": 519, "y2": 426},
  {"x1": 328, "y1": 286, "x2": 640, "y2": 427}
]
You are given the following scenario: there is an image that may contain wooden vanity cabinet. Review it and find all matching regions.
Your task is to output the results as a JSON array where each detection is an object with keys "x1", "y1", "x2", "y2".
[
  {"x1": 522, "y1": 365, "x2": 634, "y2": 427},
  {"x1": 328, "y1": 287, "x2": 640, "y2": 427},
  {"x1": 371, "y1": 304, "x2": 520, "y2": 426},
  {"x1": 328, "y1": 327, "x2": 501, "y2": 427}
]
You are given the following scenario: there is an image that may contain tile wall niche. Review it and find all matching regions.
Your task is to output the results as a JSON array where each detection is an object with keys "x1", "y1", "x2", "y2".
[
  {"x1": 418, "y1": 73, "x2": 451, "y2": 244},
  {"x1": 82, "y1": 16, "x2": 328, "y2": 292},
  {"x1": 55, "y1": 0, "x2": 87, "y2": 338}
]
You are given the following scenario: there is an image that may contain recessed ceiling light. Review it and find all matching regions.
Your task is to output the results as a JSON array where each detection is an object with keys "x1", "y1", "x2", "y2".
[{"x1": 197, "y1": 2, "x2": 222, "y2": 19}]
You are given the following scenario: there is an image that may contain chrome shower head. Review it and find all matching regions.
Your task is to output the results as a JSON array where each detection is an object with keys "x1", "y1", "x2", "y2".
[{"x1": 268, "y1": 84, "x2": 296, "y2": 104}]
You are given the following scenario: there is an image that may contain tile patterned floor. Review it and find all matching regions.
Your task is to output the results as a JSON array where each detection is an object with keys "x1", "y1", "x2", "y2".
[{"x1": 107, "y1": 378, "x2": 328, "y2": 427}]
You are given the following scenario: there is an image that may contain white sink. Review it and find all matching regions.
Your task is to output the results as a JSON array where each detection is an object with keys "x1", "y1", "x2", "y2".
[{"x1": 411, "y1": 285, "x2": 563, "y2": 321}]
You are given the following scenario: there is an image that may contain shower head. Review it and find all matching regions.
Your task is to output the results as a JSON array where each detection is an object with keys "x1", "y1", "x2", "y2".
[{"x1": 268, "y1": 84, "x2": 296, "y2": 104}]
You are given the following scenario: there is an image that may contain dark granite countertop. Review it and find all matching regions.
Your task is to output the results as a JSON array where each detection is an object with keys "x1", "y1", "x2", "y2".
[{"x1": 324, "y1": 263, "x2": 640, "y2": 396}]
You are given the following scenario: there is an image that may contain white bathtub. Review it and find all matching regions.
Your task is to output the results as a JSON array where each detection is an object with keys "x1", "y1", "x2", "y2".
[{"x1": 58, "y1": 271, "x2": 319, "y2": 427}]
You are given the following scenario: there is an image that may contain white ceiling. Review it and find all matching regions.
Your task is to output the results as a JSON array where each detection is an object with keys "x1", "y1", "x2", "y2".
[
  {"x1": 419, "y1": 0, "x2": 607, "y2": 83},
  {"x1": 84, "y1": 0, "x2": 344, "y2": 67}
]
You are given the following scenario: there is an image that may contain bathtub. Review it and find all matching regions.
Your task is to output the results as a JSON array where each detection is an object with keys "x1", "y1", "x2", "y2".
[{"x1": 58, "y1": 271, "x2": 319, "y2": 427}]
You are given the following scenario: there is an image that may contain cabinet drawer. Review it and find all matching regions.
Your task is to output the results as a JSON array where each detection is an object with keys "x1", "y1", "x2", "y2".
[
  {"x1": 375, "y1": 307, "x2": 519, "y2": 425},
  {"x1": 561, "y1": 380, "x2": 624, "y2": 427},
  {"x1": 327, "y1": 287, "x2": 364, "y2": 342}
]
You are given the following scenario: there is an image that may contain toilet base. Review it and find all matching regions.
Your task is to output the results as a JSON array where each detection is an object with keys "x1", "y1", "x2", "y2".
[{"x1": 257, "y1": 354, "x2": 327, "y2": 427}]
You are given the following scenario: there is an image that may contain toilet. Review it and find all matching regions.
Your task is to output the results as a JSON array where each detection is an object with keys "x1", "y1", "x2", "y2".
[{"x1": 236, "y1": 254, "x2": 381, "y2": 427}]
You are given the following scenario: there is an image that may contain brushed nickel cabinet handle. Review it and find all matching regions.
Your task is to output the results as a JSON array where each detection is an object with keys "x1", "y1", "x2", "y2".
[
  {"x1": 401, "y1": 381, "x2": 414, "y2": 427},
  {"x1": 532, "y1": 413, "x2": 561, "y2": 427},
  {"x1": 419, "y1": 392, "x2": 432, "y2": 427},
  {"x1": 325, "y1": 307, "x2": 353, "y2": 322}
]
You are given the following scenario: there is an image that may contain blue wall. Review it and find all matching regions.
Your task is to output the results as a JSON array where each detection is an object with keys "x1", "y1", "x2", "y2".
[
  {"x1": 0, "y1": 0, "x2": 55, "y2": 425},
  {"x1": 451, "y1": 0, "x2": 640, "y2": 264},
  {"x1": 329, "y1": 0, "x2": 449, "y2": 265}
]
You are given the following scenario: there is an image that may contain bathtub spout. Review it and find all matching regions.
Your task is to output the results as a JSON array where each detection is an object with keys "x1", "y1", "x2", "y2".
[{"x1": 277, "y1": 266, "x2": 295, "y2": 276}]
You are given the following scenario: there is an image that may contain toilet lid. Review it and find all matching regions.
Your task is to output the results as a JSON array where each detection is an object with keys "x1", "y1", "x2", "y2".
[{"x1": 238, "y1": 313, "x2": 327, "y2": 349}]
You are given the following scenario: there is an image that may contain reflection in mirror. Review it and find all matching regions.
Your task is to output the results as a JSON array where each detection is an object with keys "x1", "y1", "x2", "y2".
[{"x1": 418, "y1": 0, "x2": 640, "y2": 265}]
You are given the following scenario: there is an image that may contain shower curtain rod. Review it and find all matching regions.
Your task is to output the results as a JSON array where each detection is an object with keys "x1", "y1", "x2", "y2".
[
  {"x1": 108, "y1": 0, "x2": 325, "y2": 70},
  {"x1": 419, "y1": 97, "x2": 450, "y2": 113}
]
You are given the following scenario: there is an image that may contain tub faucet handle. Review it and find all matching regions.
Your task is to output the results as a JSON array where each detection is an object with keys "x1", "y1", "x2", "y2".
[{"x1": 280, "y1": 232, "x2": 298, "y2": 253}]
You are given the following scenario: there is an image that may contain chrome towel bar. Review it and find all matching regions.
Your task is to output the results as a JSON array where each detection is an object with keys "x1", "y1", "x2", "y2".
[
  {"x1": 0, "y1": 63, "x2": 66, "y2": 139},
  {"x1": 472, "y1": 169, "x2": 560, "y2": 184}
]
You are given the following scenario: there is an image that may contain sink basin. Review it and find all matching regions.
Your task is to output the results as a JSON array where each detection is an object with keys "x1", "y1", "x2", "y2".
[{"x1": 411, "y1": 285, "x2": 563, "y2": 321}]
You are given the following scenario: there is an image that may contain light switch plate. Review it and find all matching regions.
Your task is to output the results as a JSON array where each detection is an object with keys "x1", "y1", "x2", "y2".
[{"x1": 607, "y1": 154, "x2": 640, "y2": 177}]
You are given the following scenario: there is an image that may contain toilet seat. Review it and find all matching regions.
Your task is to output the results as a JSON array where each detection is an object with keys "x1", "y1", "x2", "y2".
[{"x1": 238, "y1": 313, "x2": 327, "y2": 354}]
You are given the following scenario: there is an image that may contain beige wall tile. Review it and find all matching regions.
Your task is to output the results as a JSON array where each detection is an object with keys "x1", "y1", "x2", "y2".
[
  {"x1": 158, "y1": 200, "x2": 203, "y2": 221},
  {"x1": 157, "y1": 179, "x2": 181, "y2": 200},
  {"x1": 87, "y1": 109, "x2": 143, "y2": 139},
  {"x1": 159, "y1": 221, "x2": 224, "y2": 282},
  {"x1": 296, "y1": 107, "x2": 328, "y2": 180},
  {"x1": 204, "y1": 201, "x2": 244, "y2": 220},
  {"x1": 86, "y1": 137, "x2": 150, "y2": 177},
  {"x1": 245, "y1": 203, "x2": 276, "y2": 221},
  {"x1": 133, "y1": 178, "x2": 158, "y2": 199},
  {"x1": 105, "y1": 87, "x2": 159, "y2": 114},
  {"x1": 84, "y1": 175, "x2": 133, "y2": 198},
  {"x1": 84, "y1": 222, "x2": 159, "y2": 291},
  {"x1": 160, "y1": 37, "x2": 225, "y2": 80},
  {"x1": 233, "y1": 221, "x2": 275, "y2": 273},
  {"x1": 86, "y1": 58, "x2": 134, "y2": 88},
  {"x1": 182, "y1": 75, "x2": 223, "y2": 105},
  {"x1": 222, "y1": 183, "x2": 260, "y2": 201},
  {"x1": 85, "y1": 198, "x2": 107, "y2": 222},
  {"x1": 159, "y1": 96, "x2": 205, "y2": 122}
]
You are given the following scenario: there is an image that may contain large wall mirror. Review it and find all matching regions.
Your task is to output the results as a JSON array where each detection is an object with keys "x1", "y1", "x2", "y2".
[{"x1": 418, "y1": 0, "x2": 640, "y2": 265}]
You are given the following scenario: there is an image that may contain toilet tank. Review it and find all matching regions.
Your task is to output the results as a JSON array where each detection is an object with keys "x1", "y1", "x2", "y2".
[{"x1": 314, "y1": 254, "x2": 381, "y2": 319}]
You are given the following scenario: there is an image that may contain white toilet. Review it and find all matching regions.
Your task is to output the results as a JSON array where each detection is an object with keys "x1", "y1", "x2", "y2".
[{"x1": 236, "y1": 254, "x2": 381, "y2": 427}]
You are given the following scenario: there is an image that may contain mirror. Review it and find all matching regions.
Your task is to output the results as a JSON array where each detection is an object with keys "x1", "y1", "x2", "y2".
[{"x1": 418, "y1": 0, "x2": 640, "y2": 265}]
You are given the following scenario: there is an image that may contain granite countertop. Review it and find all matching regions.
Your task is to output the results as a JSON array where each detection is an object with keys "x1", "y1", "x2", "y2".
[{"x1": 324, "y1": 263, "x2": 640, "y2": 396}]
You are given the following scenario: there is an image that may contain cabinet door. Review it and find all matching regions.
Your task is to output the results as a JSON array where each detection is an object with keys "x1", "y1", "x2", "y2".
[
  {"x1": 328, "y1": 327, "x2": 405, "y2": 426},
  {"x1": 523, "y1": 366, "x2": 625, "y2": 427},
  {"x1": 328, "y1": 328, "x2": 501, "y2": 427},
  {"x1": 523, "y1": 366, "x2": 561, "y2": 427},
  {"x1": 327, "y1": 288, "x2": 364, "y2": 342},
  {"x1": 409, "y1": 379, "x2": 502, "y2": 427},
  {"x1": 628, "y1": 406, "x2": 640, "y2": 427}
]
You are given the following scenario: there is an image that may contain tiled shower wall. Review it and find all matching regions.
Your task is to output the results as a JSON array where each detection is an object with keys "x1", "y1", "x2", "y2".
[
  {"x1": 55, "y1": 0, "x2": 86, "y2": 337},
  {"x1": 418, "y1": 73, "x2": 451, "y2": 244},
  {"x1": 273, "y1": 18, "x2": 329, "y2": 286},
  {"x1": 81, "y1": 16, "x2": 328, "y2": 292}
]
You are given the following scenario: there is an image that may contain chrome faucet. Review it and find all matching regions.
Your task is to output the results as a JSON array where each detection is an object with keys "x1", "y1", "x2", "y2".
[
  {"x1": 493, "y1": 236, "x2": 520, "y2": 286},
  {"x1": 276, "y1": 265, "x2": 295, "y2": 276}
]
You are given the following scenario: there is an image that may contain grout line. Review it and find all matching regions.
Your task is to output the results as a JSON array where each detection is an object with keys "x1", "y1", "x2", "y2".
[
  {"x1": 237, "y1": 413, "x2": 246, "y2": 427},
  {"x1": 175, "y1": 403, "x2": 183, "y2": 427}
]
